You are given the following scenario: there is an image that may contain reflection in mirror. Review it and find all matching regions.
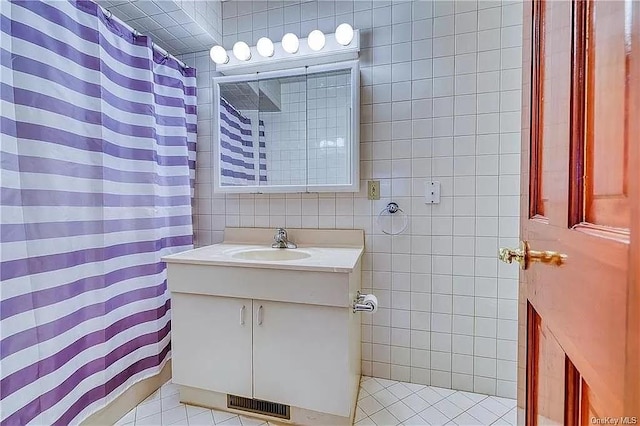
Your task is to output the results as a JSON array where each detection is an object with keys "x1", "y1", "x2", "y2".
[
  {"x1": 307, "y1": 69, "x2": 351, "y2": 185},
  {"x1": 214, "y1": 62, "x2": 358, "y2": 192},
  {"x1": 259, "y1": 75, "x2": 307, "y2": 186},
  {"x1": 218, "y1": 81, "x2": 262, "y2": 186}
]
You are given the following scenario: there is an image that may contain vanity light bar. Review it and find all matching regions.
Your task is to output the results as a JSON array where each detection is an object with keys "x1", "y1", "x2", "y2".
[{"x1": 213, "y1": 28, "x2": 360, "y2": 75}]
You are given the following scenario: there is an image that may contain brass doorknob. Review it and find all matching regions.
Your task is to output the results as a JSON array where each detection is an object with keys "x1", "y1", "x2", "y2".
[{"x1": 498, "y1": 241, "x2": 567, "y2": 270}]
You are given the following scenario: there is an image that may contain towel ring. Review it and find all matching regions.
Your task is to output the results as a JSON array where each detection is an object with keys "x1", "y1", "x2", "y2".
[{"x1": 377, "y1": 202, "x2": 409, "y2": 235}]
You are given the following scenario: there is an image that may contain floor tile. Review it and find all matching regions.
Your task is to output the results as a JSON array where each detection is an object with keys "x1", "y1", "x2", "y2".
[
  {"x1": 212, "y1": 409, "x2": 237, "y2": 424},
  {"x1": 403, "y1": 382, "x2": 427, "y2": 393},
  {"x1": 161, "y1": 382, "x2": 180, "y2": 398},
  {"x1": 136, "y1": 399, "x2": 162, "y2": 420},
  {"x1": 161, "y1": 405, "x2": 187, "y2": 425},
  {"x1": 217, "y1": 416, "x2": 242, "y2": 425},
  {"x1": 458, "y1": 391, "x2": 487, "y2": 404},
  {"x1": 161, "y1": 393, "x2": 182, "y2": 412},
  {"x1": 403, "y1": 415, "x2": 430, "y2": 425},
  {"x1": 355, "y1": 417, "x2": 377, "y2": 426},
  {"x1": 361, "y1": 378, "x2": 385, "y2": 395},
  {"x1": 359, "y1": 395, "x2": 385, "y2": 416},
  {"x1": 415, "y1": 387, "x2": 448, "y2": 406},
  {"x1": 359, "y1": 387, "x2": 371, "y2": 400},
  {"x1": 401, "y1": 393, "x2": 431, "y2": 413},
  {"x1": 374, "y1": 378, "x2": 399, "y2": 389},
  {"x1": 120, "y1": 379, "x2": 516, "y2": 426},
  {"x1": 432, "y1": 398, "x2": 465, "y2": 419},
  {"x1": 466, "y1": 404, "x2": 500, "y2": 425},
  {"x1": 371, "y1": 388, "x2": 400, "y2": 407},
  {"x1": 478, "y1": 397, "x2": 511, "y2": 417},
  {"x1": 186, "y1": 410, "x2": 214, "y2": 425},
  {"x1": 417, "y1": 406, "x2": 453, "y2": 425},
  {"x1": 386, "y1": 400, "x2": 416, "y2": 422},
  {"x1": 430, "y1": 386, "x2": 456, "y2": 398},
  {"x1": 452, "y1": 412, "x2": 483, "y2": 425},
  {"x1": 490, "y1": 395, "x2": 516, "y2": 409},
  {"x1": 186, "y1": 405, "x2": 208, "y2": 418},
  {"x1": 369, "y1": 408, "x2": 400, "y2": 426},
  {"x1": 142, "y1": 389, "x2": 160, "y2": 404},
  {"x1": 135, "y1": 412, "x2": 162, "y2": 426},
  {"x1": 500, "y1": 408, "x2": 517, "y2": 424},
  {"x1": 445, "y1": 392, "x2": 477, "y2": 411},
  {"x1": 387, "y1": 383, "x2": 414, "y2": 400}
]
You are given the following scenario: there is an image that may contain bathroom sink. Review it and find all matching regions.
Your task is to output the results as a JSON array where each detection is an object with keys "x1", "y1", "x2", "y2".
[{"x1": 230, "y1": 248, "x2": 311, "y2": 261}]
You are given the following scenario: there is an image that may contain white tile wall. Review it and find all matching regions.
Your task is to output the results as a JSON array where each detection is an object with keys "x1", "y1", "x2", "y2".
[{"x1": 180, "y1": 0, "x2": 523, "y2": 399}]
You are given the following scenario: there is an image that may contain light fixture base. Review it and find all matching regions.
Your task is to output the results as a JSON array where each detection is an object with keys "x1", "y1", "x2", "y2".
[{"x1": 215, "y1": 29, "x2": 360, "y2": 75}]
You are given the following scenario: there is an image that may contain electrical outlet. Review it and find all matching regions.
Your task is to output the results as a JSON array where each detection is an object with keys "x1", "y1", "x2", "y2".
[{"x1": 368, "y1": 180, "x2": 380, "y2": 200}]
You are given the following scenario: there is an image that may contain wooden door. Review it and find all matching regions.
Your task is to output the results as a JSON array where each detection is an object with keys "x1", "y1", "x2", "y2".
[
  {"x1": 171, "y1": 293, "x2": 253, "y2": 398},
  {"x1": 514, "y1": 0, "x2": 640, "y2": 424},
  {"x1": 251, "y1": 300, "x2": 352, "y2": 417}
]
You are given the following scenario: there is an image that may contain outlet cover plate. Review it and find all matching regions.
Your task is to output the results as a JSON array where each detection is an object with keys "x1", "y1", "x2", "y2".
[{"x1": 425, "y1": 181, "x2": 441, "y2": 204}]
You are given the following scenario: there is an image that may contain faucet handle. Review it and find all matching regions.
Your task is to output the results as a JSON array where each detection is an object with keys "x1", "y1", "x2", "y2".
[{"x1": 274, "y1": 228, "x2": 287, "y2": 240}]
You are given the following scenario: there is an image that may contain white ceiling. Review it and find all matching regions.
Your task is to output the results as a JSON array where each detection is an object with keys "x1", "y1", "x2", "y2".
[{"x1": 97, "y1": 0, "x2": 222, "y2": 55}]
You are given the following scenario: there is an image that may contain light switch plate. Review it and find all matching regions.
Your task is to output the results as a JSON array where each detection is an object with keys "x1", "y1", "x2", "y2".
[
  {"x1": 425, "y1": 181, "x2": 441, "y2": 204},
  {"x1": 368, "y1": 180, "x2": 381, "y2": 200}
]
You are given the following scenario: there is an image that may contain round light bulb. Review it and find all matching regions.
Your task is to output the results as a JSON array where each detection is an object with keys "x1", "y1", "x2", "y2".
[
  {"x1": 307, "y1": 30, "x2": 326, "y2": 51},
  {"x1": 256, "y1": 37, "x2": 274, "y2": 57},
  {"x1": 281, "y1": 33, "x2": 299, "y2": 54},
  {"x1": 335, "y1": 23, "x2": 354, "y2": 46},
  {"x1": 232, "y1": 41, "x2": 251, "y2": 61},
  {"x1": 209, "y1": 45, "x2": 228, "y2": 65}
]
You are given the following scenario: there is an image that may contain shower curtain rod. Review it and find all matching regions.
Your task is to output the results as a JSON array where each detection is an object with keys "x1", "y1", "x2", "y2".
[{"x1": 99, "y1": 4, "x2": 189, "y2": 69}]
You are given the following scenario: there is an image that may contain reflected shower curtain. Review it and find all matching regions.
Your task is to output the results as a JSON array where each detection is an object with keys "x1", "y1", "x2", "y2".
[
  {"x1": 0, "y1": 1, "x2": 196, "y2": 424},
  {"x1": 219, "y1": 97, "x2": 257, "y2": 186}
]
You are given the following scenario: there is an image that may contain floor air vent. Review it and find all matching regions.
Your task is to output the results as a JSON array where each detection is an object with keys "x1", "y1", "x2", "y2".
[{"x1": 227, "y1": 395, "x2": 291, "y2": 420}]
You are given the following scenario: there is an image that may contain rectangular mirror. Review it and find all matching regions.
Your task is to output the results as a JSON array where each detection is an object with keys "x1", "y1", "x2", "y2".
[
  {"x1": 213, "y1": 61, "x2": 359, "y2": 193},
  {"x1": 307, "y1": 68, "x2": 352, "y2": 186}
]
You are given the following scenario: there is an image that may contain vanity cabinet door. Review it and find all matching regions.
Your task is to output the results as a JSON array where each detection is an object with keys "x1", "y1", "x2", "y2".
[
  {"x1": 252, "y1": 300, "x2": 351, "y2": 416},
  {"x1": 172, "y1": 293, "x2": 253, "y2": 398}
]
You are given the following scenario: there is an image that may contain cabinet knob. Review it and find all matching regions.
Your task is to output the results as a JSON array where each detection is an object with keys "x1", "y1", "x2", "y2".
[
  {"x1": 240, "y1": 305, "x2": 245, "y2": 325},
  {"x1": 257, "y1": 305, "x2": 263, "y2": 325}
]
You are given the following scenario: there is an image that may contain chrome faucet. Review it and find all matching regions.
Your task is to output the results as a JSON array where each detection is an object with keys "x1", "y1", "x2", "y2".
[{"x1": 272, "y1": 228, "x2": 297, "y2": 249}]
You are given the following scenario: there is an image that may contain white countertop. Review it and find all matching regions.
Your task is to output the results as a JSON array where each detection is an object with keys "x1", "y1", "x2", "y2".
[{"x1": 162, "y1": 243, "x2": 364, "y2": 273}]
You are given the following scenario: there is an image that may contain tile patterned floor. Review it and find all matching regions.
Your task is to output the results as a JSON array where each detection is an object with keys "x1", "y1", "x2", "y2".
[{"x1": 115, "y1": 377, "x2": 516, "y2": 426}]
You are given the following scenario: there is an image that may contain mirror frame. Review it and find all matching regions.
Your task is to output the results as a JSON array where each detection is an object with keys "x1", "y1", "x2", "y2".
[{"x1": 212, "y1": 60, "x2": 360, "y2": 193}]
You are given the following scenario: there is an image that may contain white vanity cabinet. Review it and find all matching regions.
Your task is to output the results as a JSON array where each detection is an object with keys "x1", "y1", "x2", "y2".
[
  {"x1": 252, "y1": 300, "x2": 354, "y2": 416},
  {"x1": 172, "y1": 295, "x2": 356, "y2": 418},
  {"x1": 163, "y1": 227, "x2": 365, "y2": 426},
  {"x1": 171, "y1": 294, "x2": 253, "y2": 398}
]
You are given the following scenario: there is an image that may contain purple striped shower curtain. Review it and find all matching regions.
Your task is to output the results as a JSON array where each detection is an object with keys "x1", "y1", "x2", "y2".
[{"x1": 0, "y1": 1, "x2": 196, "y2": 424}]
